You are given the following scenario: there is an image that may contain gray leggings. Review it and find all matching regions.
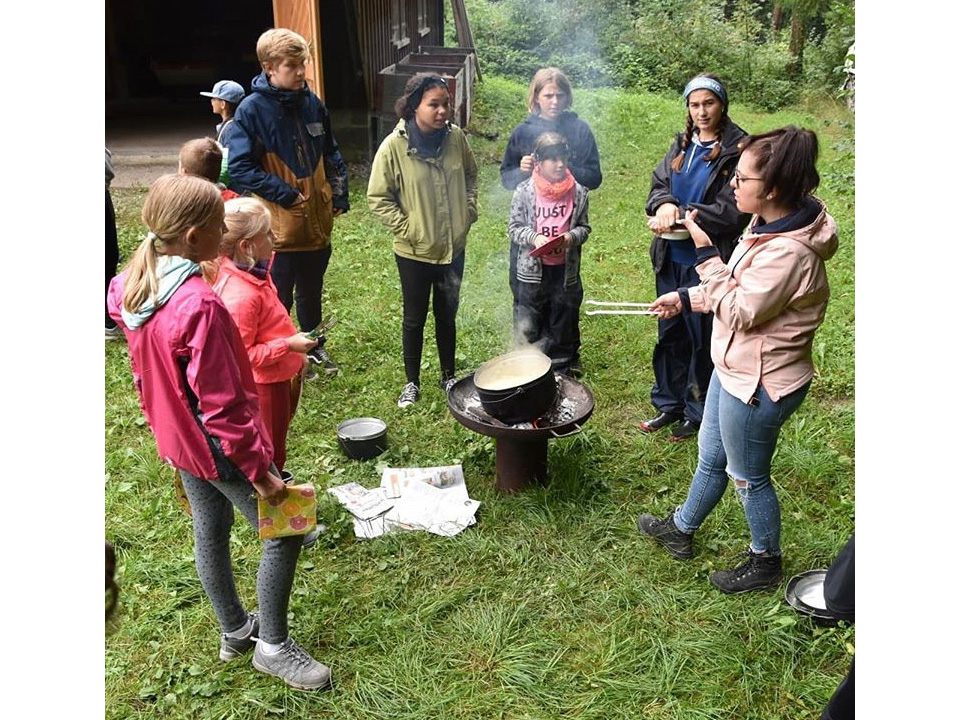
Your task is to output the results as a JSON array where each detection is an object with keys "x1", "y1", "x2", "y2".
[{"x1": 179, "y1": 468, "x2": 302, "y2": 644}]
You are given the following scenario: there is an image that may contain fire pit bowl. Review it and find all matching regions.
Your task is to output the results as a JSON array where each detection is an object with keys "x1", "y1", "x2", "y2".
[{"x1": 447, "y1": 373, "x2": 595, "y2": 492}]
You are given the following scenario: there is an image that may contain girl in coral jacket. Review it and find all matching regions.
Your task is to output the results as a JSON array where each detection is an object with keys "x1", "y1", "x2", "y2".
[
  {"x1": 107, "y1": 174, "x2": 330, "y2": 691},
  {"x1": 637, "y1": 127, "x2": 839, "y2": 596},
  {"x1": 208, "y1": 197, "x2": 318, "y2": 473}
]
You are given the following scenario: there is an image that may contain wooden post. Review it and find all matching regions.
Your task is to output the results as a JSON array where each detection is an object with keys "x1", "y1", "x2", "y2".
[
  {"x1": 272, "y1": 0, "x2": 326, "y2": 101},
  {"x1": 448, "y1": 0, "x2": 481, "y2": 81}
]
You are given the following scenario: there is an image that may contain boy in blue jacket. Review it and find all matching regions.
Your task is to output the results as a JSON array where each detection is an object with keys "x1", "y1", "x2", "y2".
[{"x1": 227, "y1": 28, "x2": 349, "y2": 376}]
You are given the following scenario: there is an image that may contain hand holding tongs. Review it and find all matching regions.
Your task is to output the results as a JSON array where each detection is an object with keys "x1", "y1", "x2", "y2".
[{"x1": 585, "y1": 300, "x2": 659, "y2": 316}]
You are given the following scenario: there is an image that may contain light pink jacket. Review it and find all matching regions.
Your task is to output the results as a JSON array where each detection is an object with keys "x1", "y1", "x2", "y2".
[
  {"x1": 211, "y1": 257, "x2": 305, "y2": 385},
  {"x1": 107, "y1": 273, "x2": 274, "y2": 482},
  {"x1": 688, "y1": 199, "x2": 839, "y2": 404}
]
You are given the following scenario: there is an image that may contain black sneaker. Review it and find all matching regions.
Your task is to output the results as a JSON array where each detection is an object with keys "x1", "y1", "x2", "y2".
[
  {"x1": 636, "y1": 511, "x2": 694, "y2": 559},
  {"x1": 709, "y1": 551, "x2": 783, "y2": 594},
  {"x1": 307, "y1": 345, "x2": 339, "y2": 376},
  {"x1": 440, "y1": 375, "x2": 458, "y2": 394},
  {"x1": 669, "y1": 419, "x2": 700, "y2": 441}
]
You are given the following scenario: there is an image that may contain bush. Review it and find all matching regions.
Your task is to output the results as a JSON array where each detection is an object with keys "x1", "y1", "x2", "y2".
[{"x1": 463, "y1": 0, "x2": 853, "y2": 111}]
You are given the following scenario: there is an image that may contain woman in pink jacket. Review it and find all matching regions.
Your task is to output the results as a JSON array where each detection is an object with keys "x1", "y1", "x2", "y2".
[
  {"x1": 107, "y1": 175, "x2": 331, "y2": 690},
  {"x1": 636, "y1": 127, "x2": 839, "y2": 595},
  {"x1": 210, "y1": 197, "x2": 318, "y2": 472}
]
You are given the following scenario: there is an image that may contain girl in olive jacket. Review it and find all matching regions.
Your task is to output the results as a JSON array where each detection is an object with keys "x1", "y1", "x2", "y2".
[{"x1": 367, "y1": 74, "x2": 478, "y2": 408}]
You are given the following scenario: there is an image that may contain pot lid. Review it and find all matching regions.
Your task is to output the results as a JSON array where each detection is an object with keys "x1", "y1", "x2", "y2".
[{"x1": 337, "y1": 417, "x2": 387, "y2": 440}]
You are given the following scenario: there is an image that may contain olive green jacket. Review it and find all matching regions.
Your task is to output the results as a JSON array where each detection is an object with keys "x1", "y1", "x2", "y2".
[{"x1": 367, "y1": 119, "x2": 478, "y2": 264}]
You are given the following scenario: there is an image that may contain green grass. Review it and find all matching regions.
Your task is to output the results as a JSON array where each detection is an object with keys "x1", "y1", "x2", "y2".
[{"x1": 106, "y1": 77, "x2": 854, "y2": 719}]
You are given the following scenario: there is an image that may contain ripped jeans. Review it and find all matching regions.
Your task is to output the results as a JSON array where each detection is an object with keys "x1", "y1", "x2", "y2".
[{"x1": 673, "y1": 371, "x2": 810, "y2": 555}]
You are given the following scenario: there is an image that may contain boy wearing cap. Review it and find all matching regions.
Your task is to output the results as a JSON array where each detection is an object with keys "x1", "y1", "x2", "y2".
[
  {"x1": 200, "y1": 80, "x2": 245, "y2": 187},
  {"x1": 228, "y1": 28, "x2": 349, "y2": 377}
]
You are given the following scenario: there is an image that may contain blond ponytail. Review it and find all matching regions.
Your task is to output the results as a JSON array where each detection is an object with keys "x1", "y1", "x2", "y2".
[{"x1": 121, "y1": 174, "x2": 221, "y2": 313}]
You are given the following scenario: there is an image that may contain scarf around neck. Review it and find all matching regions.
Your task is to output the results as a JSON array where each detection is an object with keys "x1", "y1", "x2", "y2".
[
  {"x1": 121, "y1": 254, "x2": 201, "y2": 330},
  {"x1": 532, "y1": 166, "x2": 575, "y2": 200}
]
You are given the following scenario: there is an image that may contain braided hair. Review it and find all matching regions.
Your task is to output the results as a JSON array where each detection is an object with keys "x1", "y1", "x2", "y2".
[{"x1": 670, "y1": 73, "x2": 728, "y2": 173}]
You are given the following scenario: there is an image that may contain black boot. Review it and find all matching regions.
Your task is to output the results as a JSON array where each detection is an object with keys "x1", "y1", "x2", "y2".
[
  {"x1": 709, "y1": 551, "x2": 782, "y2": 594},
  {"x1": 636, "y1": 511, "x2": 694, "y2": 559}
]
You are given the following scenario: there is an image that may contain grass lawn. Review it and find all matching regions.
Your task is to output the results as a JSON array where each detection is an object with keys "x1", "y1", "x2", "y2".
[{"x1": 105, "y1": 77, "x2": 854, "y2": 719}]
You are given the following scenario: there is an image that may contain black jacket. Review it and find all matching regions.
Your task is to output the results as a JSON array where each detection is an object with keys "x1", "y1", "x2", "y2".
[
  {"x1": 500, "y1": 111, "x2": 602, "y2": 191},
  {"x1": 646, "y1": 120, "x2": 749, "y2": 271}
]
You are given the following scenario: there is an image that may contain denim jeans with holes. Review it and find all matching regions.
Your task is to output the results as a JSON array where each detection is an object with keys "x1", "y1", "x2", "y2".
[{"x1": 672, "y1": 371, "x2": 810, "y2": 555}]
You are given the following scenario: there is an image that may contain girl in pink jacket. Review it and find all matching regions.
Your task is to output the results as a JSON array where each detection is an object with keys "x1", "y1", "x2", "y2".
[
  {"x1": 107, "y1": 175, "x2": 331, "y2": 690},
  {"x1": 636, "y1": 127, "x2": 839, "y2": 595},
  {"x1": 210, "y1": 197, "x2": 318, "y2": 472}
]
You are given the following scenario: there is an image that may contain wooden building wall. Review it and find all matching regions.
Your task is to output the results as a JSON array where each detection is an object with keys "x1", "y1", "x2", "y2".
[{"x1": 353, "y1": 0, "x2": 445, "y2": 111}]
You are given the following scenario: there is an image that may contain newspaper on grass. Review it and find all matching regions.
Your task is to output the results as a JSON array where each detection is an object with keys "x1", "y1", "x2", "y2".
[{"x1": 326, "y1": 465, "x2": 479, "y2": 539}]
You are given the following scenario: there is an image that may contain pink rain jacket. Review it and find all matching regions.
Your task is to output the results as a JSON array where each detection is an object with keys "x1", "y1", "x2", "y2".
[
  {"x1": 688, "y1": 199, "x2": 839, "y2": 404},
  {"x1": 107, "y1": 273, "x2": 274, "y2": 482},
  {"x1": 211, "y1": 257, "x2": 305, "y2": 385}
]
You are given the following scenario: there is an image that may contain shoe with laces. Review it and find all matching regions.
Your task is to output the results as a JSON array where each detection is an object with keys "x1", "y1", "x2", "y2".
[
  {"x1": 220, "y1": 612, "x2": 259, "y2": 662},
  {"x1": 307, "y1": 345, "x2": 339, "y2": 376},
  {"x1": 397, "y1": 382, "x2": 420, "y2": 408},
  {"x1": 252, "y1": 637, "x2": 332, "y2": 690},
  {"x1": 440, "y1": 376, "x2": 458, "y2": 394},
  {"x1": 709, "y1": 551, "x2": 782, "y2": 594},
  {"x1": 105, "y1": 324, "x2": 123, "y2": 341},
  {"x1": 636, "y1": 511, "x2": 694, "y2": 559}
]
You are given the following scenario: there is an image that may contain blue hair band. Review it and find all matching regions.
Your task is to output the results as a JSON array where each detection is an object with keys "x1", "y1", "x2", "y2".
[{"x1": 682, "y1": 77, "x2": 727, "y2": 106}]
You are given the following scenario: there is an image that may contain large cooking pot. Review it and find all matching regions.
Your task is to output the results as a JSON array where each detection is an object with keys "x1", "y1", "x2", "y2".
[{"x1": 473, "y1": 349, "x2": 557, "y2": 424}]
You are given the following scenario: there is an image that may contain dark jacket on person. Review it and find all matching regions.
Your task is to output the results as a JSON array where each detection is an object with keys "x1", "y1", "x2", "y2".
[
  {"x1": 646, "y1": 120, "x2": 749, "y2": 271},
  {"x1": 226, "y1": 72, "x2": 349, "y2": 252},
  {"x1": 500, "y1": 111, "x2": 602, "y2": 191}
]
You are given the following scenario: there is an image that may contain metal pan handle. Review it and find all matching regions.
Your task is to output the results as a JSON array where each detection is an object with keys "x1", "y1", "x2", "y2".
[{"x1": 549, "y1": 423, "x2": 582, "y2": 438}]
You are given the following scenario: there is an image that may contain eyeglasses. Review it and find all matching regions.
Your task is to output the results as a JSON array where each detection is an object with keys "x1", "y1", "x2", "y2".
[{"x1": 733, "y1": 169, "x2": 763, "y2": 187}]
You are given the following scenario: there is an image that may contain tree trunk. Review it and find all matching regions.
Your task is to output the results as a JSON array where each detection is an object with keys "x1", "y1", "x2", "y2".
[
  {"x1": 789, "y1": 14, "x2": 804, "y2": 57},
  {"x1": 772, "y1": 5, "x2": 783, "y2": 33}
]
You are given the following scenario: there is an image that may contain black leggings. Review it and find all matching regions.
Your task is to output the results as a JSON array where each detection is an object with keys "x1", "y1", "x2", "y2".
[
  {"x1": 395, "y1": 252, "x2": 465, "y2": 385},
  {"x1": 106, "y1": 191, "x2": 119, "y2": 327},
  {"x1": 270, "y1": 246, "x2": 332, "y2": 333}
]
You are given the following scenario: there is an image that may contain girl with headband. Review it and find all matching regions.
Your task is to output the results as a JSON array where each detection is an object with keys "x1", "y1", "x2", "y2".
[
  {"x1": 639, "y1": 73, "x2": 750, "y2": 441},
  {"x1": 500, "y1": 67, "x2": 602, "y2": 191},
  {"x1": 367, "y1": 73, "x2": 479, "y2": 408}
]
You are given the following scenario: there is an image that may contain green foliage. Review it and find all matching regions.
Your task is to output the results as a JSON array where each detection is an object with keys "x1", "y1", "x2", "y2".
[
  {"x1": 464, "y1": 0, "x2": 854, "y2": 110},
  {"x1": 106, "y1": 81, "x2": 854, "y2": 718}
]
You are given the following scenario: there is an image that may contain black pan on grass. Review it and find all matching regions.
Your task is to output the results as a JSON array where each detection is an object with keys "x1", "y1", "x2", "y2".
[{"x1": 337, "y1": 417, "x2": 388, "y2": 460}]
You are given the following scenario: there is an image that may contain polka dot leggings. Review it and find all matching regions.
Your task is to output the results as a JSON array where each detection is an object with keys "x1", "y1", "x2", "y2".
[{"x1": 179, "y1": 468, "x2": 302, "y2": 644}]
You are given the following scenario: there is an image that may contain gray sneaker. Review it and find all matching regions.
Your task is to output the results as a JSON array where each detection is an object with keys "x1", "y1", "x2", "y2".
[
  {"x1": 252, "y1": 637, "x2": 332, "y2": 691},
  {"x1": 397, "y1": 382, "x2": 420, "y2": 408},
  {"x1": 219, "y1": 612, "x2": 259, "y2": 662}
]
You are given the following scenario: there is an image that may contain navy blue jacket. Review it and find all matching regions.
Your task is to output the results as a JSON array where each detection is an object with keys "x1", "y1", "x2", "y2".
[
  {"x1": 500, "y1": 111, "x2": 602, "y2": 191},
  {"x1": 226, "y1": 73, "x2": 349, "y2": 250}
]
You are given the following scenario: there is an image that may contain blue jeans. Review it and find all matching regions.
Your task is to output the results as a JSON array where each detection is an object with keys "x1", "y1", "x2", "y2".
[{"x1": 673, "y1": 372, "x2": 810, "y2": 555}]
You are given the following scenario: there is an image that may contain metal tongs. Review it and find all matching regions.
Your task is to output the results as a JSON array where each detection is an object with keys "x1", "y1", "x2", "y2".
[{"x1": 585, "y1": 300, "x2": 658, "y2": 316}]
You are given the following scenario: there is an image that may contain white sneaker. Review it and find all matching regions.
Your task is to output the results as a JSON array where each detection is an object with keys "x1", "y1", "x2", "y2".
[
  {"x1": 105, "y1": 324, "x2": 123, "y2": 341},
  {"x1": 397, "y1": 382, "x2": 420, "y2": 408},
  {"x1": 252, "y1": 637, "x2": 331, "y2": 690}
]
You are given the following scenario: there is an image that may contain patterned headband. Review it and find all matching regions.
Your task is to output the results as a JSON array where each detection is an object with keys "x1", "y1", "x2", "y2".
[{"x1": 682, "y1": 77, "x2": 727, "y2": 106}]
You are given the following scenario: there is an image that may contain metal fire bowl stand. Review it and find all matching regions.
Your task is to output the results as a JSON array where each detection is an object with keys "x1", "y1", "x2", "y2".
[{"x1": 447, "y1": 374, "x2": 595, "y2": 493}]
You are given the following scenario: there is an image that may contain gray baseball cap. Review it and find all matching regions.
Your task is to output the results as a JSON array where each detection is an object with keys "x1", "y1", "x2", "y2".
[{"x1": 200, "y1": 80, "x2": 245, "y2": 105}]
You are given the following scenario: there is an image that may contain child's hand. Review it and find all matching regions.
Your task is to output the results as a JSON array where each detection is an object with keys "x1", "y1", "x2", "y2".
[
  {"x1": 520, "y1": 154, "x2": 535, "y2": 174},
  {"x1": 679, "y1": 209, "x2": 713, "y2": 248},
  {"x1": 252, "y1": 470, "x2": 287, "y2": 499},
  {"x1": 533, "y1": 233, "x2": 551, "y2": 248},
  {"x1": 652, "y1": 203, "x2": 681, "y2": 234},
  {"x1": 650, "y1": 291, "x2": 682, "y2": 319},
  {"x1": 287, "y1": 332, "x2": 319, "y2": 354}
]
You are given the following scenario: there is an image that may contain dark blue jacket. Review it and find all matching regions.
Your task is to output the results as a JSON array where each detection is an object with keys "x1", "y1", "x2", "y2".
[
  {"x1": 225, "y1": 73, "x2": 349, "y2": 251},
  {"x1": 500, "y1": 111, "x2": 602, "y2": 191}
]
